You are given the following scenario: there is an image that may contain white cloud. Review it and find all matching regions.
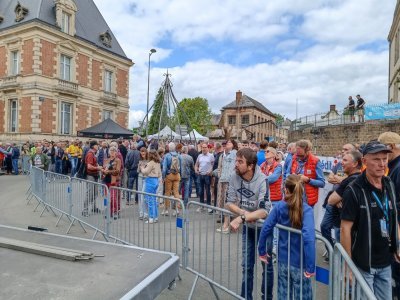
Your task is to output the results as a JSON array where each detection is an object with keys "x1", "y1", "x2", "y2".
[
  {"x1": 93, "y1": 0, "x2": 395, "y2": 127},
  {"x1": 129, "y1": 110, "x2": 146, "y2": 128}
]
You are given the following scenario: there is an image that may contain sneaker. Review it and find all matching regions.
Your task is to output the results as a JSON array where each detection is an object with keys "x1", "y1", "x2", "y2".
[
  {"x1": 161, "y1": 210, "x2": 169, "y2": 216},
  {"x1": 208, "y1": 209, "x2": 214, "y2": 214},
  {"x1": 196, "y1": 207, "x2": 202, "y2": 213},
  {"x1": 145, "y1": 218, "x2": 154, "y2": 224},
  {"x1": 172, "y1": 210, "x2": 177, "y2": 217},
  {"x1": 139, "y1": 215, "x2": 144, "y2": 220}
]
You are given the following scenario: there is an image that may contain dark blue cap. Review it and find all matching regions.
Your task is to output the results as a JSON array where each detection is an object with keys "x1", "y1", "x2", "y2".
[{"x1": 362, "y1": 140, "x2": 392, "y2": 156}]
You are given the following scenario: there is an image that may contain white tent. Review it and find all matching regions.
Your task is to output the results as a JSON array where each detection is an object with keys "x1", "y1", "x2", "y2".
[
  {"x1": 148, "y1": 125, "x2": 181, "y2": 140},
  {"x1": 182, "y1": 129, "x2": 209, "y2": 141}
]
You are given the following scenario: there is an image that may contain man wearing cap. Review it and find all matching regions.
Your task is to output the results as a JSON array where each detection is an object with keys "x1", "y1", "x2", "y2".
[
  {"x1": 378, "y1": 132, "x2": 400, "y2": 298},
  {"x1": 341, "y1": 140, "x2": 400, "y2": 300}
]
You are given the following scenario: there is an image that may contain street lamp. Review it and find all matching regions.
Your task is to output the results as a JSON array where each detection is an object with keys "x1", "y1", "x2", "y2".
[{"x1": 146, "y1": 48, "x2": 157, "y2": 138}]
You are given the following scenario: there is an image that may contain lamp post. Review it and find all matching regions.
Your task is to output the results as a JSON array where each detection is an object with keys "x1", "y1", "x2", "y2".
[{"x1": 146, "y1": 48, "x2": 157, "y2": 137}]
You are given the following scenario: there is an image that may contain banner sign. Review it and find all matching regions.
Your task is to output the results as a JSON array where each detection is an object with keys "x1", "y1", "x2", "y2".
[
  {"x1": 317, "y1": 156, "x2": 337, "y2": 173},
  {"x1": 365, "y1": 103, "x2": 400, "y2": 120}
]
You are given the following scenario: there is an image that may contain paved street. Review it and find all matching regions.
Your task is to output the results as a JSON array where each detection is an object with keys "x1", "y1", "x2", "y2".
[{"x1": 0, "y1": 174, "x2": 330, "y2": 299}]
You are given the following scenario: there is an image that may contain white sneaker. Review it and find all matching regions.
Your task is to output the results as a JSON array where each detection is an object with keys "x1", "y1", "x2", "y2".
[
  {"x1": 196, "y1": 207, "x2": 202, "y2": 213},
  {"x1": 172, "y1": 210, "x2": 177, "y2": 217},
  {"x1": 207, "y1": 208, "x2": 214, "y2": 214},
  {"x1": 161, "y1": 210, "x2": 169, "y2": 216},
  {"x1": 145, "y1": 218, "x2": 154, "y2": 224}
]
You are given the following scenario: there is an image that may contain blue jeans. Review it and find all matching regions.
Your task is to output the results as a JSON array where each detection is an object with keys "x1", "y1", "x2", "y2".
[
  {"x1": 55, "y1": 159, "x2": 63, "y2": 174},
  {"x1": 198, "y1": 174, "x2": 211, "y2": 205},
  {"x1": 241, "y1": 225, "x2": 273, "y2": 300},
  {"x1": 180, "y1": 177, "x2": 190, "y2": 206},
  {"x1": 189, "y1": 172, "x2": 199, "y2": 197},
  {"x1": 358, "y1": 265, "x2": 392, "y2": 300},
  {"x1": 145, "y1": 177, "x2": 159, "y2": 219},
  {"x1": 70, "y1": 157, "x2": 78, "y2": 176},
  {"x1": 127, "y1": 169, "x2": 139, "y2": 202},
  {"x1": 321, "y1": 204, "x2": 339, "y2": 248},
  {"x1": 392, "y1": 259, "x2": 400, "y2": 299},
  {"x1": 278, "y1": 262, "x2": 312, "y2": 299},
  {"x1": 12, "y1": 158, "x2": 19, "y2": 175}
]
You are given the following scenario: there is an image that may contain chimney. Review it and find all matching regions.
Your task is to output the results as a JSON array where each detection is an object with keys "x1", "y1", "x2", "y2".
[
  {"x1": 236, "y1": 90, "x2": 242, "y2": 105},
  {"x1": 330, "y1": 104, "x2": 336, "y2": 112}
]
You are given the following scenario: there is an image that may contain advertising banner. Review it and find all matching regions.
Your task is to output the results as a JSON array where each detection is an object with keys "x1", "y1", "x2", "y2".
[{"x1": 365, "y1": 103, "x2": 400, "y2": 120}]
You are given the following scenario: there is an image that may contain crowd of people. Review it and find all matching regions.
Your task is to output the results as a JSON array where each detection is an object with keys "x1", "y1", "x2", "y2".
[{"x1": 1, "y1": 130, "x2": 399, "y2": 300}]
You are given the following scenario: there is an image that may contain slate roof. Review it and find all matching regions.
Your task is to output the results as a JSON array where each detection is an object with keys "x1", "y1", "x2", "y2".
[
  {"x1": 0, "y1": 0, "x2": 130, "y2": 60},
  {"x1": 222, "y1": 94, "x2": 274, "y2": 116},
  {"x1": 211, "y1": 114, "x2": 221, "y2": 126}
]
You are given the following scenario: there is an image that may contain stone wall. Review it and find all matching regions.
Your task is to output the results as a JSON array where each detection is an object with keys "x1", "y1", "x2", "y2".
[{"x1": 288, "y1": 120, "x2": 400, "y2": 156}]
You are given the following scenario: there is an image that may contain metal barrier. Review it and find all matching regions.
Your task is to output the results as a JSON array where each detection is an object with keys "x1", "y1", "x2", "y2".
[
  {"x1": 186, "y1": 201, "x2": 334, "y2": 300},
  {"x1": 108, "y1": 186, "x2": 187, "y2": 266},
  {"x1": 25, "y1": 168, "x2": 377, "y2": 300},
  {"x1": 332, "y1": 243, "x2": 377, "y2": 300}
]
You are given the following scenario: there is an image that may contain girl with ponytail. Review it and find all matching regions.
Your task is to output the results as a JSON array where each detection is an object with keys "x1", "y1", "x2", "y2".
[{"x1": 258, "y1": 174, "x2": 316, "y2": 299}]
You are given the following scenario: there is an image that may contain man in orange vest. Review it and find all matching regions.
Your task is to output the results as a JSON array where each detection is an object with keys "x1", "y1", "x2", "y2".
[{"x1": 285, "y1": 140, "x2": 325, "y2": 206}]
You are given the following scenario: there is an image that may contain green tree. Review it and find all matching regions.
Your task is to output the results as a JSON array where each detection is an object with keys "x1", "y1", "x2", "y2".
[
  {"x1": 274, "y1": 113, "x2": 285, "y2": 126},
  {"x1": 175, "y1": 97, "x2": 213, "y2": 135},
  {"x1": 148, "y1": 88, "x2": 169, "y2": 135}
]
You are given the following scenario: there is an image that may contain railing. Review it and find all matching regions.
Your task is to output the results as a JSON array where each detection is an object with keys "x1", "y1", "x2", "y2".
[
  {"x1": 58, "y1": 79, "x2": 78, "y2": 91},
  {"x1": 0, "y1": 75, "x2": 19, "y2": 89},
  {"x1": 26, "y1": 166, "x2": 377, "y2": 300},
  {"x1": 291, "y1": 103, "x2": 400, "y2": 130},
  {"x1": 291, "y1": 109, "x2": 363, "y2": 130},
  {"x1": 103, "y1": 91, "x2": 117, "y2": 100}
]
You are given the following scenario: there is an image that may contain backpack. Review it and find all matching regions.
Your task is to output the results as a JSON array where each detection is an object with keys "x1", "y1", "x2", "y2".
[{"x1": 170, "y1": 154, "x2": 180, "y2": 174}]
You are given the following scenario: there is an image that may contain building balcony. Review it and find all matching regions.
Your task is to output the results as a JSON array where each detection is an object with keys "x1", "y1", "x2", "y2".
[
  {"x1": 0, "y1": 75, "x2": 20, "y2": 91},
  {"x1": 101, "y1": 91, "x2": 118, "y2": 105},
  {"x1": 54, "y1": 79, "x2": 80, "y2": 96}
]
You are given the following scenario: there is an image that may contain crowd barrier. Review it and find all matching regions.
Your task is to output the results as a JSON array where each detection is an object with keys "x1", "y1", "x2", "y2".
[
  {"x1": 333, "y1": 243, "x2": 377, "y2": 300},
  {"x1": 26, "y1": 166, "x2": 376, "y2": 300}
]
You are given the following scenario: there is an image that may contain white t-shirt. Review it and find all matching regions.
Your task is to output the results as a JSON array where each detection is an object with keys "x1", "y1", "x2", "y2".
[
  {"x1": 34, "y1": 155, "x2": 44, "y2": 168},
  {"x1": 196, "y1": 153, "x2": 214, "y2": 175}
]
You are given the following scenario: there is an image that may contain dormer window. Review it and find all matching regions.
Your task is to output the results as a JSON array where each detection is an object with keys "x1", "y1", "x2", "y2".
[
  {"x1": 55, "y1": 0, "x2": 77, "y2": 36},
  {"x1": 61, "y1": 11, "x2": 70, "y2": 34}
]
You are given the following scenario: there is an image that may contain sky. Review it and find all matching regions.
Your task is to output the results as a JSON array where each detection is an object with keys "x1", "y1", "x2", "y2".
[{"x1": 93, "y1": 0, "x2": 397, "y2": 128}]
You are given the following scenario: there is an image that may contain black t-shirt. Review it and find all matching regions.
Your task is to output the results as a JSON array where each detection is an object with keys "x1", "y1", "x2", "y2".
[
  {"x1": 348, "y1": 99, "x2": 355, "y2": 109},
  {"x1": 331, "y1": 172, "x2": 360, "y2": 227},
  {"x1": 356, "y1": 98, "x2": 365, "y2": 109},
  {"x1": 341, "y1": 173, "x2": 392, "y2": 268}
]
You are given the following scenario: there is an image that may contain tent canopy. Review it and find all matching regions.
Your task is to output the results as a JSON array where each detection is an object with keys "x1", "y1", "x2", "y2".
[
  {"x1": 182, "y1": 129, "x2": 208, "y2": 141},
  {"x1": 77, "y1": 118, "x2": 133, "y2": 139},
  {"x1": 148, "y1": 125, "x2": 181, "y2": 140}
]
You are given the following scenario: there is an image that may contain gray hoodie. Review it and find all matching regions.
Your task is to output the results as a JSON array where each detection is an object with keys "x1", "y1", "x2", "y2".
[{"x1": 227, "y1": 165, "x2": 271, "y2": 228}]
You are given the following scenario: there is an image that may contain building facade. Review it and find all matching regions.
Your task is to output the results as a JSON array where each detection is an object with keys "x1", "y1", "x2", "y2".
[
  {"x1": 389, "y1": 0, "x2": 400, "y2": 103},
  {"x1": 220, "y1": 91, "x2": 279, "y2": 142},
  {"x1": 0, "y1": 0, "x2": 133, "y2": 141}
]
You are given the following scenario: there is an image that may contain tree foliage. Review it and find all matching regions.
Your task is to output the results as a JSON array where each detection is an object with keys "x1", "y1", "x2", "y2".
[
  {"x1": 274, "y1": 113, "x2": 285, "y2": 126},
  {"x1": 148, "y1": 88, "x2": 169, "y2": 135},
  {"x1": 175, "y1": 97, "x2": 213, "y2": 135}
]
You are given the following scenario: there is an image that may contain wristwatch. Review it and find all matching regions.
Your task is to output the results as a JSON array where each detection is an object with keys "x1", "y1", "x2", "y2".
[{"x1": 240, "y1": 214, "x2": 246, "y2": 223}]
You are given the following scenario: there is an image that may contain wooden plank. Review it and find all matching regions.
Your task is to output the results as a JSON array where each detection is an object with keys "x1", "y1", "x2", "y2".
[{"x1": 0, "y1": 237, "x2": 95, "y2": 261}]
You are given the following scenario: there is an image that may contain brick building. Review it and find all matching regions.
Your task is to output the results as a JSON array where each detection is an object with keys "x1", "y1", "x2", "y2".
[
  {"x1": 0, "y1": 0, "x2": 133, "y2": 141},
  {"x1": 220, "y1": 91, "x2": 279, "y2": 142}
]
